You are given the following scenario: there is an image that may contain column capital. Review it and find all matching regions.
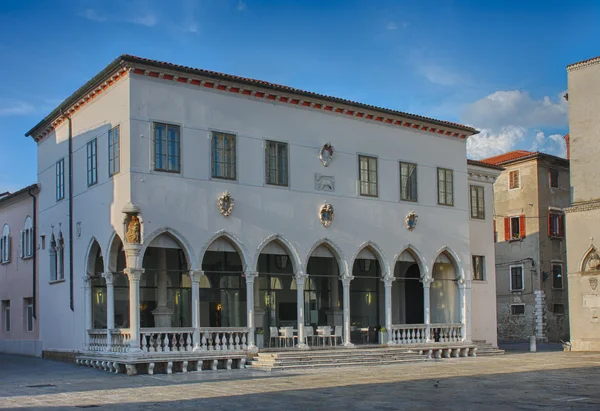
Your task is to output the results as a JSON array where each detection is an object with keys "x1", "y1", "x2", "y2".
[
  {"x1": 341, "y1": 276, "x2": 354, "y2": 286},
  {"x1": 421, "y1": 277, "x2": 434, "y2": 286},
  {"x1": 123, "y1": 267, "x2": 144, "y2": 281},
  {"x1": 382, "y1": 276, "x2": 394, "y2": 286},
  {"x1": 188, "y1": 270, "x2": 205, "y2": 283},
  {"x1": 244, "y1": 270, "x2": 259, "y2": 282},
  {"x1": 457, "y1": 277, "x2": 467, "y2": 287},
  {"x1": 102, "y1": 272, "x2": 114, "y2": 285},
  {"x1": 83, "y1": 276, "x2": 91, "y2": 288}
]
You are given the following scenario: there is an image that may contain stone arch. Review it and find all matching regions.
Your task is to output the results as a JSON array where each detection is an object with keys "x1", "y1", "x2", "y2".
[
  {"x1": 350, "y1": 240, "x2": 390, "y2": 278},
  {"x1": 140, "y1": 227, "x2": 198, "y2": 271},
  {"x1": 431, "y1": 246, "x2": 464, "y2": 281},
  {"x1": 303, "y1": 238, "x2": 348, "y2": 276},
  {"x1": 198, "y1": 230, "x2": 250, "y2": 272},
  {"x1": 105, "y1": 231, "x2": 125, "y2": 273},
  {"x1": 84, "y1": 237, "x2": 104, "y2": 277},
  {"x1": 393, "y1": 245, "x2": 429, "y2": 280},
  {"x1": 253, "y1": 234, "x2": 302, "y2": 274},
  {"x1": 579, "y1": 244, "x2": 599, "y2": 273}
]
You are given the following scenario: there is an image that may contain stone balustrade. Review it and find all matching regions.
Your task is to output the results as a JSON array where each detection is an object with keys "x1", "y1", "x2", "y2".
[
  {"x1": 198, "y1": 327, "x2": 249, "y2": 351},
  {"x1": 140, "y1": 328, "x2": 195, "y2": 353},
  {"x1": 390, "y1": 324, "x2": 428, "y2": 344},
  {"x1": 110, "y1": 329, "x2": 132, "y2": 352},
  {"x1": 430, "y1": 323, "x2": 463, "y2": 343},
  {"x1": 87, "y1": 329, "x2": 108, "y2": 351}
]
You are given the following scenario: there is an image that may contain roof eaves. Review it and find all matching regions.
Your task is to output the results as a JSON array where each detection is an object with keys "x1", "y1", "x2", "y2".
[
  {"x1": 0, "y1": 184, "x2": 38, "y2": 206},
  {"x1": 467, "y1": 159, "x2": 504, "y2": 171}
]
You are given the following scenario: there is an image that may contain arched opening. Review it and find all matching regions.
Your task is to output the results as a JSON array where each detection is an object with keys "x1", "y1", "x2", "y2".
[
  {"x1": 87, "y1": 239, "x2": 106, "y2": 329},
  {"x1": 431, "y1": 251, "x2": 460, "y2": 324},
  {"x1": 351, "y1": 245, "x2": 383, "y2": 344},
  {"x1": 106, "y1": 234, "x2": 129, "y2": 328},
  {"x1": 306, "y1": 243, "x2": 342, "y2": 331},
  {"x1": 393, "y1": 250, "x2": 424, "y2": 325},
  {"x1": 200, "y1": 236, "x2": 246, "y2": 327},
  {"x1": 141, "y1": 232, "x2": 191, "y2": 328},
  {"x1": 256, "y1": 239, "x2": 295, "y2": 344}
]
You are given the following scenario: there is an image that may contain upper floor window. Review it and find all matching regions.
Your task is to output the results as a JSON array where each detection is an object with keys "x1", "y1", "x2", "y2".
[
  {"x1": 0, "y1": 224, "x2": 10, "y2": 264},
  {"x1": 2, "y1": 300, "x2": 9, "y2": 332},
  {"x1": 552, "y1": 263, "x2": 563, "y2": 289},
  {"x1": 549, "y1": 169, "x2": 559, "y2": 188},
  {"x1": 400, "y1": 162, "x2": 417, "y2": 202},
  {"x1": 509, "y1": 170, "x2": 520, "y2": 189},
  {"x1": 154, "y1": 123, "x2": 180, "y2": 173},
  {"x1": 510, "y1": 265, "x2": 524, "y2": 291},
  {"x1": 265, "y1": 140, "x2": 289, "y2": 186},
  {"x1": 504, "y1": 215, "x2": 526, "y2": 240},
  {"x1": 359, "y1": 155, "x2": 378, "y2": 197},
  {"x1": 56, "y1": 158, "x2": 65, "y2": 201},
  {"x1": 212, "y1": 132, "x2": 236, "y2": 180},
  {"x1": 437, "y1": 168, "x2": 453, "y2": 206},
  {"x1": 108, "y1": 126, "x2": 120, "y2": 176},
  {"x1": 20, "y1": 216, "x2": 33, "y2": 259},
  {"x1": 548, "y1": 212, "x2": 564, "y2": 238},
  {"x1": 470, "y1": 185, "x2": 485, "y2": 219},
  {"x1": 87, "y1": 138, "x2": 98, "y2": 186},
  {"x1": 25, "y1": 298, "x2": 33, "y2": 332},
  {"x1": 472, "y1": 255, "x2": 485, "y2": 281}
]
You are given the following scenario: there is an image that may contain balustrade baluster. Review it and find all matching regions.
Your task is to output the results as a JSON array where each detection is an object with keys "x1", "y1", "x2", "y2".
[{"x1": 186, "y1": 333, "x2": 192, "y2": 352}]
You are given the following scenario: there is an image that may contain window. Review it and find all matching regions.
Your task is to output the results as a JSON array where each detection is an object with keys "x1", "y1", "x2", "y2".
[
  {"x1": 504, "y1": 215, "x2": 526, "y2": 240},
  {"x1": 511, "y1": 304, "x2": 525, "y2": 315},
  {"x1": 359, "y1": 155, "x2": 378, "y2": 197},
  {"x1": 510, "y1": 265, "x2": 524, "y2": 291},
  {"x1": 472, "y1": 255, "x2": 485, "y2": 281},
  {"x1": 86, "y1": 138, "x2": 97, "y2": 186},
  {"x1": 553, "y1": 304, "x2": 565, "y2": 314},
  {"x1": 437, "y1": 168, "x2": 453, "y2": 206},
  {"x1": 509, "y1": 170, "x2": 520, "y2": 189},
  {"x1": 552, "y1": 264, "x2": 563, "y2": 289},
  {"x1": 548, "y1": 213, "x2": 564, "y2": 238},
  {"x1": 212, "y1": 132, "x2": 236, "y2": 179},
  {"x1": 49, "y1": 229, "x2": 64, "y2": 282},
  {"x1": 20, "y1": 216, "x2": 33, "y2": 259},
  {"x1": 470, "y1": 185, "x2": 485, "y2": 219},
  {"x1": 108, "y1": 126, "x2": 120, "y2": 176},
  {"x1": 400, "y1": 162, "x2": 417, "y2": 202},
  {"x1": 0, "y1": 224, "x2": 10, "y2": 264},
  {"x1": 266, "y1": 140, "x2": 289, "y2": 186},
  {"x1": 2, "y1": 300, "x2": 10, "y2": 331},
  {"x1": 56, "y1": 158, "x2": 65, "y2": 201},
  {"x1": 154, "y1": 123, "x2": 180, "y2": 172},
  {"x1": 549, "y1": 169, "x2": 559, "y2": 188},
  {"x1": 24, "y1": 298, "x2": 33, "y2": 332}
]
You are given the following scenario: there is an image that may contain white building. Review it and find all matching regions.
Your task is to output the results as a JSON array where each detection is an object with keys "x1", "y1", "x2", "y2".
[{"x1": 26, "y1": 55, "x2": 500, "y2": 374}]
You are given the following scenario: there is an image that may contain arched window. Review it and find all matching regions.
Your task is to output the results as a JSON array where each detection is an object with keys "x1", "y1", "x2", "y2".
[
  {"x1": 20, "y1": 216, "x2": 33, "y2": 259},
  {"x1": 57, "y1": 229, "x2": 65, "y2": 280},
  {"x1": 49, "y1": 231, "x2": 57, "y2": 281},
  {"x1": 0, "y1": 224, "x2": 10, "y2": 264}
]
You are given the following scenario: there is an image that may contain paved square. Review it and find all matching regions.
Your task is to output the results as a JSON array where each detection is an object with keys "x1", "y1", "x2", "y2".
[{"x1": 1, "y1": 351, "x2": 600, "y2": 410}]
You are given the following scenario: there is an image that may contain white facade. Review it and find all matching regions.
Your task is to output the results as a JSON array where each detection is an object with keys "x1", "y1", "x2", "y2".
[{"x1": 28, "y1": 56, "x2": 498, "y2": 366}]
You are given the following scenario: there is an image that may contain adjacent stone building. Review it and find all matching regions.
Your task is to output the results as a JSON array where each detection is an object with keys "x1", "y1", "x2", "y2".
[
  {"x1": 482, "y1": 151, "x2": 570, "y2": 342},
  {"x1": 565, "y1": 55, "x2": 600, "y2": 351}
]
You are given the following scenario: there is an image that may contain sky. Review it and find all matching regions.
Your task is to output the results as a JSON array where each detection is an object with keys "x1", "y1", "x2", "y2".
[{"x1": 1, "y1": 0, "x2": 599, "y2": 193}]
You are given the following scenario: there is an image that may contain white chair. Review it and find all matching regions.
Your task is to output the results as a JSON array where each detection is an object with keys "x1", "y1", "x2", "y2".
[
  {"x1": 333, "y1": 325, "x2": 343, "y2": 346},
  {"x1": 269, "y1": 327, "x2": 279, "y2": 347},
  {"x1": 279, "y1": 327, "x2": 296, "y2": 348},
  {"x1": 304, "y1": 325, "x2": 314, "y2": 345},
  {"x1": 319, "y1": 326, "x2": 332, "y2": 346}
]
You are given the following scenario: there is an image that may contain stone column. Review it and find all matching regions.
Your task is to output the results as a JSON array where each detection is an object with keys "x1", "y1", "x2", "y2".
[
  {"x1": 296, "y1": 272, "x2": 309, "y2": 350},
  {"x1": 465, "y1": 280, "x2": 472, "y2": 342},
  {"x1": 103, "y1": 272, "x2": 115, "y2": 350},
  {"x1": 342, "y1": 276, "x2": 354, "y2": 347},
  {"x1": 152, "y1": 248, "x2": 173, "y2": 327},
  {"x1": 83, "y1": 275, "x2": 92, "y2": 351},
  {"x1": 188, "y1": 270, "x2": 203, "y2": 351},
  {"x1": 458, "y1": 279, "x2": 466, "y2": 342},
  {"x1": 422, "y1": 277, "x2": 433, "y2": 342},
  {"x1": 124, "y1": 267, "x2": 143, "y2": 353},
  {"x1": 245, "y1": 270, "x2": 259, "y2": 353},
  {"x1": 383, "y1": 277, "x2": 393, "y2": 345}
]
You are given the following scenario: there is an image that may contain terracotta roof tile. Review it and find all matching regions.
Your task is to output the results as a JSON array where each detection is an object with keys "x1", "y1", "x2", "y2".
[
  {"x1": 467, "y1": 159, "x2": 504, "y2": 170},
  {"x1": 480, "y1": 150, "x2": 536, "y2": 165},
  {"x1": 567, "y1": 55, "x2": 600, "y2": 69}
]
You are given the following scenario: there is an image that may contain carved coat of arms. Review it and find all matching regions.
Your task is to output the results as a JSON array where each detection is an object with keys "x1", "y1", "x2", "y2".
[
  {"x1": 590, "y1": 277, "x2": 598, "y2": 291},
  {"x1": 405, "y1": 211, "x2": 418, "y2": 231},
  {"x1": 318, "y1": 142, "x2": 334, "y2": 167},
  {"x1": 319, "y1": 203, "x2": 334, "y2": 227},
  {"x1": 218, "y1": 191, "x2": 234, "y2": 217}
]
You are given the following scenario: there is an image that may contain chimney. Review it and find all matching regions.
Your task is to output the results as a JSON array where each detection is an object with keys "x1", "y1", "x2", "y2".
[{"x1": 564, "y1": 134, "x2": 570, "y2": 160}]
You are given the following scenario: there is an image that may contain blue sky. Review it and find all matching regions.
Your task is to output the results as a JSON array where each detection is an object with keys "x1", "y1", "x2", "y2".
[{"x1": 1, "y1": 0, "x2": 598, "y2": 192}]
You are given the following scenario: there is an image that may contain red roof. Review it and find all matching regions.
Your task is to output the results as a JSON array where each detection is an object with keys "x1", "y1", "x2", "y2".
[
  {"x1": 567, "y1": 55, "x2": 600, "y2": 69},
  {"x1": 480, "y1": 150, "x2": 535, "y2": 165}
]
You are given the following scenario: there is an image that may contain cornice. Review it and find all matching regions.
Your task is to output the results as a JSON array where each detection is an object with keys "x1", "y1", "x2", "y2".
[
  {"x1": 565, "y1": 200, "x2": 600, "y2": 214},
  {"x1": 567, "y1": 56, "x2": 600, "y2": 73}
]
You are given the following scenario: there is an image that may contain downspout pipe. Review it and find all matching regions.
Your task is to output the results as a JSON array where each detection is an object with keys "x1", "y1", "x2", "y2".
[
  {"x1": 61, "y1": 108, "x2": 74, "y2": 311},
  {"x1": 27, "y1": 187, "x2": 37, "y2": 319}
]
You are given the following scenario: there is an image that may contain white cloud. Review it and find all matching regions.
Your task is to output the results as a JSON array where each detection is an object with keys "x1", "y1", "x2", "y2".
[
  {"x1": 126, "y1": 12, "x2": 158, "y2": 27},
  {"x1": 386, "y1": 22, "x2": 398, "y2": 30},
  {"x1": 419, "y1": 65, "x2": 462, "y2": 86},
  {"x1": 462, "y1": 90, "x2": 568, "y2": 130},
  {"x1": 466, "y1": 126, "x2": 527, "y2": 160},
  {"x1": 79, "y1": 8, "x2": 158, "y2": 27},
  {"x1": 79, "y1": 9, "x2": 107, "y2": 22},
  {"x1": 0, "y1": 100, "x2": 36, "y2": 116},
  {"x1": 237, "y1": 0, "x2": 247, "y2": 11}
]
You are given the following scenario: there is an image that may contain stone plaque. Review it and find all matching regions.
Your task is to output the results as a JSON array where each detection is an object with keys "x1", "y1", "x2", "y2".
[
  {"x1": 315, "y1": 174, "x2": 335, "y2": 192},
  {"x1": 583, "y1": 294, "x2": 600, "y2": 308}
]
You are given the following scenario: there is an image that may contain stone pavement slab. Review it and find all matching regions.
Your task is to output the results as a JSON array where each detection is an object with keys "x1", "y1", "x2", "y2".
[{"x1": 1, "y1": 352, "x2": 600, "y2": 410}]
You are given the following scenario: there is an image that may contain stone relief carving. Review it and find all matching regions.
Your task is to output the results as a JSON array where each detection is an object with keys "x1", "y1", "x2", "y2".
[
  {"x1": 125, "y1": 216, "x2": 141, "y2": 244},
  {"x1": 318, "y1": 142, "x2": 334, "y2": 167},
  {"x1": 315, "y1": 174, "x2": 335, "y2": 192},
  {"x1": 218, "y1": 191, "x2": 234, "y2": 217},
  {"x1": 590, "y1": 277, "x2": 598, "y2": 291},
  {"x1": 588, "y1": 251, "x2": 600, "y2": 271},
  {"x1": 405, "y1": 211, "x2": 418, "y2": 231},
  {"x1": 319, "y1": 203, "x2": 334, "y2": 227}
]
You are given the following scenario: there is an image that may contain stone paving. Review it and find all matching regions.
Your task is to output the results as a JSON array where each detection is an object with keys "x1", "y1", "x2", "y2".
[{"x1": 1, "y1": 351, "x2": 600, "y2": 410}]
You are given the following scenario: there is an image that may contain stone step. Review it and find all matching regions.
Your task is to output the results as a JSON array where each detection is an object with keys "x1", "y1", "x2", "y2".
[
  {"x1": 476, "y1": 349, "x2": 505, "y2": 356},
  {"x1": 256, "y1": 350, "x2": 419, "y2": 361},
  {"x1": 253, "y1": 356, "x2": 427, "y2": 367},
  {"x1": 246, "y1": 357, "x2": 427, "y2": 371}
]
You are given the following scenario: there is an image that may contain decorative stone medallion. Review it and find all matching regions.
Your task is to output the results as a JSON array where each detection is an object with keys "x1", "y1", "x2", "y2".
[
  {"x1": 218, "y1": 191, "x2": 234, "y2": 217},
  {"x1": 315, "y1": 174, "x2": 335, "y2": 192},
  {"x1": 590, "y1": 277, "x2": 598, "y2": 291},
  {"x1": 318, "y1": 142, "x2": 334, "y2": 167},
  {"x1": 405, "y1": 211, "x2": 418, "y2": 231},
  {"x1": 589, "y1": 252, "x2": 600, "y2": 271},
  {"x1": 319, "y1": 203, "x2": 334, "y2": 227}
]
